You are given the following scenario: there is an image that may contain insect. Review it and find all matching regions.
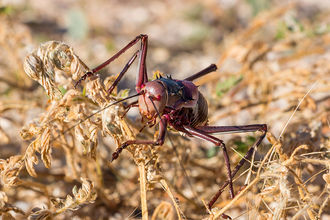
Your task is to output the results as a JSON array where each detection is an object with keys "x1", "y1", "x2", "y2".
[{"x1": 75, "y1": 34, "x2": 267, "y2": 209}]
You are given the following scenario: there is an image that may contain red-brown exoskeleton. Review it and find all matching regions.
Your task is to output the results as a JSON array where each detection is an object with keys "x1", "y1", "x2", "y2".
[{"x1": 75, "y1": 34, "x2": 267, "y2": 209}]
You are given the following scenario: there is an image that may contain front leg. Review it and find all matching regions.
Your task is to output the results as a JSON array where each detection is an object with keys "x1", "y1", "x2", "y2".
[{"x1": 111, "y1": 115, "x2": 168, "y2": 161}]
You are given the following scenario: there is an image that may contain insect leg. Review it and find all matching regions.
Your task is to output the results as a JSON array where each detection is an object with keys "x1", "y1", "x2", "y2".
[
  {"x1": 107, "y1": 34, "x2": 149, "y2": 94},
  {"x1": 120, "y1": 100, "x2": 139, "y2": 119},
  {"x1": 136, "y1": 34, "x2": 148, "y2": 92},
  {"x1": 107, "y1": 50, "x2": 139, "y2": 95},
  {"x1": 196, "y1": 124, "x2": 267, "y2": 134},
  {"x1": 184, "y1": 64, "x2": 217, "y2": 81},
  {"x1": 75, "y1": 34, "x2": 148, "y2": 87},
  {"x1": 111, "y1": 115, "x2": 168, "y2": 161},
  {"x1": 195, "y1": 124, "x2": 267, "y2": 209},
  {"x1": 182, "y1": 125, "x2": 235, "y2": 200}
]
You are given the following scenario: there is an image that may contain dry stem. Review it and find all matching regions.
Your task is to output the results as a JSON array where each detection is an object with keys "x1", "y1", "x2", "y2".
[
  {"x1": 138, "y1": 162, "x2": 148, "y2": 220},
  {"x1": 160, "y1": 179, "x2": 185, "y2": 220}
]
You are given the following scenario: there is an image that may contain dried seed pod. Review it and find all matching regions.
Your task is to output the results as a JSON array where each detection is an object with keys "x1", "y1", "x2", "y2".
[
  {"x1": 24, "y1": 41, "x2": 90, "y2": 100},
  {"x1": 51, "y1": 178, "x2": 97, "y2": 213}
]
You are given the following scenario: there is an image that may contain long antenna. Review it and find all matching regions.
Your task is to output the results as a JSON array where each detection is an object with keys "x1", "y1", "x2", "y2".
[
  {"x1": 51, "y1": 92, "x2": 142, "y2": 142},
  {"x1": 148, "y1": 97, "x2": 199, "y2": 204}
]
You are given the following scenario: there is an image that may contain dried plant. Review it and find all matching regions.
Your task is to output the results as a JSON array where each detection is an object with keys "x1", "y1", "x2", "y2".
[
  {"x1": 14, "y1": 38, "x2": 164, "y2": 219},
  {"x1": 27, "y1": 178, "x2": 97, "y2": 219},
  {"x1": 0, "y1": 1, "x2": 329, "y2": 219},
  {"x1": 23, "y1": 41, "x2": 89, "y2": 100}
]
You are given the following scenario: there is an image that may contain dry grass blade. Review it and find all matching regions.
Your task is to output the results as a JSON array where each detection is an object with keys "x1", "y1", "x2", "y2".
[
  {"x1": 151, "y1": 201, "x2": 174, "y2": 220},
  {"x1": 1, "y1": 1, "x2": 329, "y2": 219},
  {"x1": 279, "y1": 81, "x2": 319, "y2": 139}
]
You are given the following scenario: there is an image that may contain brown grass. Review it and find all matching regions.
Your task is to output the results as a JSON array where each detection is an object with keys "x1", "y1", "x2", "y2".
[{"x1": 0, "y1": 0, "x2": 329, "y2": 219}]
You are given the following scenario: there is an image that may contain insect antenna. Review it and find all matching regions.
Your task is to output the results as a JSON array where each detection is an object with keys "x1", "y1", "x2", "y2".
[
  {"x1": 51, "y1": 92, "x2": 142, "y2": 143},
  {"x1": 184, "y1": 64, "x2": 217, "y2": 81},
  {"x1": 148, "y1": 97, "x2": 199, "y2": 206}
]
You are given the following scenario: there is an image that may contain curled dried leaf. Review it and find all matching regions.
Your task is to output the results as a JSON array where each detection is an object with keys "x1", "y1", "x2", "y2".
[
  {"x1": 28, "y1": 208, "x2": 53, "y2": 220},
  {"x1": 24, "y1": 41, "x2": 90, "y2": 100},
  {"x1": 101, "y1": 103, "x2": 136, "y2": 146},
  {"x1": 20, "y1": 123, "x2": 42, "y2": 140},
  {"x1": 23, "y1": 128, "x2": 53, "y2": 176},
  {"x1": 85, "y1": 77, "x2": 108, "y2": 105},
  {"x1": 146, "y1": 161, "x2": 162, "y2": 186},
  {"x1": 0, "y1": 191, "x2": 8, "y2": 207},
  {"x1": 40, "y1": 128, "x2": 51, "y2": 168},
  {"x1": 24, "y1": 52, "x2": 61, "y2": 100},
  {"x1": 102, "y1": 106, "x2": 122, "y2": 135},
  {"x1": 75, "y1": 122, "x2": 98, "y2": 159},
  {"x1": 24, "y1": 140, "x2": 39, "y2": 177},
  {"x1": 88, "y1": 125, "x2": 98, "y2": 160},
  {"x1": 52, "y1": 178, "x2": 97, "y2": 214},
  {"x1": 323, "y1": 173, "x2": 330, "y2": 188},
  {"x1": 0, "y1": 155, "x2": 24, "y2": 187},
  {"x1": 73, "y1": 178, "x2": 97, "y2": 203}
]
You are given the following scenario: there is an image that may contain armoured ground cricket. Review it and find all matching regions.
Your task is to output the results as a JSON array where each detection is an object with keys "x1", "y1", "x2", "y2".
[{"x1": 74, "y1": 34, "x2": 268, "y2": 208}]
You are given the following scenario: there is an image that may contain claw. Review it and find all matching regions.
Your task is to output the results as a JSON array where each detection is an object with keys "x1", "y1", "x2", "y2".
[
  {"x1": 74, "y1": 71, "x2": 94, "y2": 88},
  {"x1": 111, "y1": 143, "x2": 128, "y2": 162},
  {"x1": 111, "y1": 152, "x2": 119, "y2": 162},
  {"x1": 74, "y1": 79, "x2": 82, "y2": 89},
  {"x1": 221, "y1": 214, "x2": 232, "y2": 220}
]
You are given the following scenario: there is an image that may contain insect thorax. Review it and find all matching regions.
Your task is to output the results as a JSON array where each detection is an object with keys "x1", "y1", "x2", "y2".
[{"x1": 156, "y1": 77, "x2": 193, "y2": 104}]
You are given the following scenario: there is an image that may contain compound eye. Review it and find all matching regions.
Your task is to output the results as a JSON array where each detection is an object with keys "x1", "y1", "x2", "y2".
[{"x1": 149, "y1": 94, "x2": 162, "y2": 101}]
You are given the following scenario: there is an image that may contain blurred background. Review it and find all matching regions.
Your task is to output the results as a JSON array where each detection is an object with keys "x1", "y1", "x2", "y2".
[{"x1": 0, "y1": 0, "x2": 329, "y2": 219}]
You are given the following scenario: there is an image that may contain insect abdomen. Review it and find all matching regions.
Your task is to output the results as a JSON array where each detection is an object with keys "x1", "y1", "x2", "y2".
[{"x1": 191, "y1": 92, "x2": 208, "y2": 127}]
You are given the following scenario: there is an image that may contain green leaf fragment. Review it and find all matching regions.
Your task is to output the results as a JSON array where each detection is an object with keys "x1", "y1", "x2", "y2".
[
  {"x1": 0, "y1": 6, "x2": 13, "y2": 15},
  {"x1": 118, "y1": 89, "x2": 130, "y2": 99},
  {"x1": 234, "y1": 136, "x2": 256, "y2": 154},
  {"x1": 59, "y1": 86, "x2": 67, "y2": 95},
  {"x1": 216, "y1": 75, "x2": 243, "y2": 97},
  {"x1": 206, "y1": 146, "x2": 219, "y2": 158},
  {"x1": 82, "y1": 86, "x2": 86, "y2": 97}
]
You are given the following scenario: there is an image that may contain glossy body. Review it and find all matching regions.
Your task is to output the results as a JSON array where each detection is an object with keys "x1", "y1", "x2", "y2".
[
  {"x1": 138, "y1": 76, "x2": 208, "y2": 130},
  {"x1": 76, "y1": 34, "x2": 267, "y2": 210}
]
